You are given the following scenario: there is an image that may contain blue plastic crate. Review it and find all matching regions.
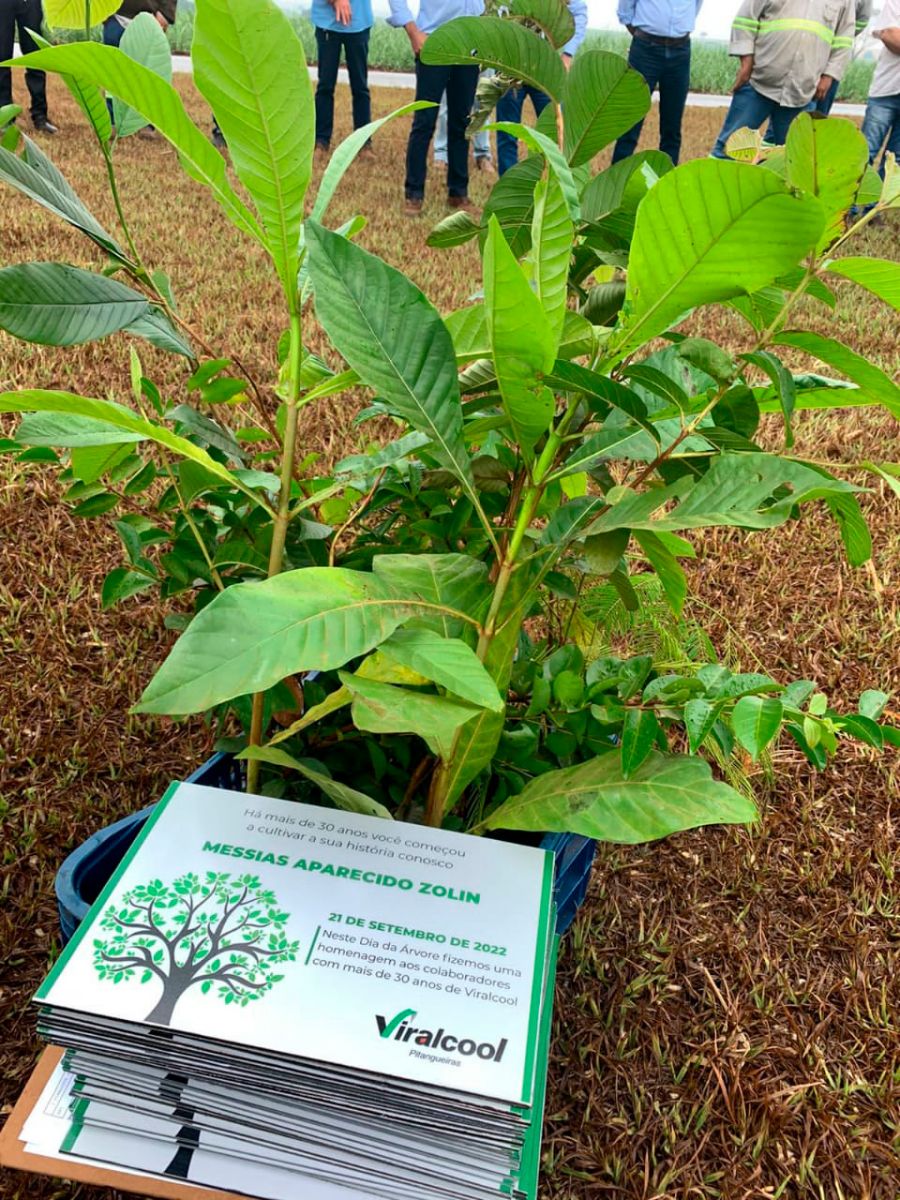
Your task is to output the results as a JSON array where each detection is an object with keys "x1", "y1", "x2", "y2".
[{"x1": 56, "y1": 753, "x2": 594, "y2": 942}]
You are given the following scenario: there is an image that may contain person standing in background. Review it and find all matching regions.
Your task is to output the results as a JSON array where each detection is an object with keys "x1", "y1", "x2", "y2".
[
  {"x1": 612, "y1": 0, "x2": 703, "y2": 165},
  {"x1": 495, "y1": 0, "x2": 587, "y2": 175},
  {"x1": 433, "y1": 72, "x2": 496, "y2": 176},
  {"x1": 389, "y1": 0, "x2": 484, "y2": 217},
  {"x1": 861, "y1": 0, "x2": 900, "y2": 173},
  {"x1": 808, "y1": 0, "x2": 871, "y2": 114},
  {"x1": 711, "y1": 0, "x2": 855, "y2": 158},
  {"x1": 0, "y1": 0, "x2": 56, "y2": 133},
  {"x1": 102, "y1": 0, "x2": 176, "y2": 50},
  {"x1": 313, "y1": 0, "x2": 373, "y2": 159}
]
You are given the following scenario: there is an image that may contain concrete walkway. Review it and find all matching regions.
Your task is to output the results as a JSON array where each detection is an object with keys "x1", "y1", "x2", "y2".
[{"x1": 169, "y1": 56, "x2": 867, "y2": 117}]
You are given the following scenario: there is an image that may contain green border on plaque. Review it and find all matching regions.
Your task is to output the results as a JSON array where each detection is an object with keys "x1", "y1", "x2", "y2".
[{"x1": 36, "y1": 781, "x2": 182, "y2": 1001}]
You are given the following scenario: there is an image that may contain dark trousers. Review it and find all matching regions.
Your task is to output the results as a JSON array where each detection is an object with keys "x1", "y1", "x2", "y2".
[
  {"x1": 0, "y1": 0, "x2": 48, "y2": 121},
  {"x1": 315, "y1": 26, "x2": 370, "y2": 148},
  {"x1": 612, "y1": 34, "x2": 691, "y2": 165},
  {"x1": 496, "y1": 84, "x2": 550, "y2": 175},
  {"x1": 406, "y1": 59, "x2": 477, "y2": 200}
]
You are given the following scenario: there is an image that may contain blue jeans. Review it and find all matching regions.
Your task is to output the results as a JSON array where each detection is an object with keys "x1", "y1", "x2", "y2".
[
  {"x1": 764, "y1": 77, "x2": 840, "y2": 142},
  {"x1": 712, "y1": 83, "x2": 805, "y2": 158},
  {"x1": 314, "y1": 27, "x2": 370, "y2": 148},
  {"x1": 862, "y1": 93, "x2": 900, "y2": 175},
  {"x1": 496, "y1": 85, "x2": 550, "y2": 175},
  {"x1": 612, "y1": 34, "x2": 691, "y2": 165}
]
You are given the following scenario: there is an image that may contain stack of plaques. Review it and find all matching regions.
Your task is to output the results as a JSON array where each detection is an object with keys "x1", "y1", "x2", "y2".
[{"x1": 23, "y1": 780, "x2": 559, "y2": 1200}]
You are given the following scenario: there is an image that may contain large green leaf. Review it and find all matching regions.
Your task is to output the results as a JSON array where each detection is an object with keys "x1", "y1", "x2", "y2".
[
  {"x1": 482, "y1": 154, "x2": 543, "y2": 258},
  {"x1": 784, "y1": 114, "x2": 868, "y2": 251},
  {"x1": 240, "y1": 745, "x2": 392, "y2": 819},
  {"x1": 487, "y1": 121, "x2": 580, "y2": 219},
  {"x1": 825, "y1": 257, "x2": 900, "y2": 313},
  {"x1": 484, "y1": 216, "x2": 557, "y2": 458},
  {"x1": 477, "y1": 751, "x2": 756, "y2": 842},
  {"x1": 8, "y1": 43, "x2": 263, "y2": 244},
  {"x1": 506, "y1": 0, "x2": 574, "y2": 48},
  {"x1": 580, "y1": 150, "x2": 673, "y2": 225},
  {"x1": 588, "y1": 452, "x2": 859, "y2": 534},
  {"x1": 377, "y1": 627, "x2": 503, "y2": 712},
  {"x1": 306, "y1": 221, "x2": 476, "y2": 501},
  {"x1": 16, "y1": 411, "x2": 142, "y2": 447},
  {"x1": 0, "y1": 391, "x2": 268, "y2": 509},
  {"x1": 421, "y1": 16, "x2": 566, "y2": 102},
  {"x1": 773, "y1": 331, "x2": 900, "y2": 419},
  {"x1": 311, "y1": 101, "x2": 432, "y2": 224},
  {"x1": 44, "y1": 0, "x2": 120, "y2": 28},
  {"x1": 30, "y1": 30, "x2": 111, "y2": 146},
  {"x1": 447, "y1": 305, "x2": 591, "y2": 365},
  {"x1": 614, "y1": 159, "x2": 825, "y2": 356},
  {"x1": 136, "y1": 567, "x2": 478, "y2": 714},
  {"x1": 562, "y1": 51, "x2": 650, "y2": 168},
  {"x1": 731, "y1": 695, "x2": 783, "y2": 761},
  {"x1": 193, "y1": 0, "x2": 313, "y2": 296},
  {"x1": 112, "y1": 13, "x2": 173, "y2": 140},
  {"x1": 0, "y1": 136, "x2": 121, "y2": 258},
  {"x1": 634, "y1": 529, "x2": 687, "y2": 615},
  {"x1": 370, "y1": 554, "x2": 492, "y2": 636},
  {"x1": 0, "y1": 263, "x2": 148, "y2": 346},
  {"x1": 530, "y1": 170, "x2": 572, "y2": 348},
  {"x1": 339, "y1": 672, "x2": 480, "y2": 759}
]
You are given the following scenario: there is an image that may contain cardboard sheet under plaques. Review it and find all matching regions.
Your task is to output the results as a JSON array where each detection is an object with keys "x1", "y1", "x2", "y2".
[{"x1": 0, "y1": 1047, "x2": 241, "y2": 1200}]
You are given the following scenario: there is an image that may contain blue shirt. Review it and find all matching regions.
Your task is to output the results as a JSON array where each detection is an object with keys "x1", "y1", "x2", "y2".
[
  {"x1": 563, "y1": 0, "x2": 588, "y2": 56},
  {"x1": 313, "y1": 0, "x2": 373, "y2": 34},
  {"x1": 388, "y1": 0, "x2": 483, "y2": 36},
  {"x1": 388, "y1": 0, "x2": 586, "y2": 54},
  {"x1": 617, "y1": 0, "x2": 703, "y2": 38}
]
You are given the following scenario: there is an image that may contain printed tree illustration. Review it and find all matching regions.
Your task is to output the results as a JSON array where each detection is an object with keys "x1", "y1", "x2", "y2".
[{"x1": 92, "y1": 871, "x2": 299, "y2": 1025}]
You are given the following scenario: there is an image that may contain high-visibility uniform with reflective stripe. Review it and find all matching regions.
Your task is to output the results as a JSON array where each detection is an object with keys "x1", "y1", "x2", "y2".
[{"x1": 730, "y1": 0, "x2": 856, "y2": 107}]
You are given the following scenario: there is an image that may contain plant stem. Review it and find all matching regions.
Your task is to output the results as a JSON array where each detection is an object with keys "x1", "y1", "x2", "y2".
[
  {"x1": 424, "y1": 405, "x2": 575, "y2": 826},
  {"x1": 247, "y1": 310, "x2": 302, "y2": 794},
  {"x1": 84, "y1": 0, "x2": 91, "y2": 40}
]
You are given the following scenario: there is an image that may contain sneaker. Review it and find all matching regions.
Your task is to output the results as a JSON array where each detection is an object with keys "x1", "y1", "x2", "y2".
[
  {"x1": 404, "y1": 196, "x2": 424, "y2": 217},
  {"x1": 447, "y1": 195, "x2": 479, "y2": 216},
  {"x1": 32, "y1": 116, "x2": 58, "y2": 135},
  {"x1": 475, "y1": 157, "x2": 496, "y2": 178}
]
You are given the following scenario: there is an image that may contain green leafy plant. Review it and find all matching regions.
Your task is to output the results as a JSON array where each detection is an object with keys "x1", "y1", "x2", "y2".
[{"x1": 0, "y1": 0, "x2": 896, "y2": 849}]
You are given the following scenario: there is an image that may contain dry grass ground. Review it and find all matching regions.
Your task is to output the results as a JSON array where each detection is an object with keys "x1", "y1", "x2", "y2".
[{"x1": 1, "y1": 76, "x2": 899, "y2": 1200}]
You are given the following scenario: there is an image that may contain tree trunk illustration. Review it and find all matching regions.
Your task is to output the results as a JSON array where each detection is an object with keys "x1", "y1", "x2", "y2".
[{"x1": 146, "y1": 975, "x2": 192, "y2": 1025}]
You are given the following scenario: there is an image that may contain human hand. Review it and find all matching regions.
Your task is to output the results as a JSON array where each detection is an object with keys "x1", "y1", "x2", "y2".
[
  {"x1": 334, "y1": 0, "x2": 352, "y2": 25},
  {"x1": 406, "y1": 23, "x2": 427, "y2": 55},
  {"x1": 814, "y1": 74, "x2": 833, "y2": 102},
  {"x1": 562, "y1": 52, "x2": 572, "y2": 70},
  {"x1": 732, "y1": 55, "x2": 753, "y2": 92},
  {"x1": 154, "y1": 11, "x2": 169, "y2": 29}
]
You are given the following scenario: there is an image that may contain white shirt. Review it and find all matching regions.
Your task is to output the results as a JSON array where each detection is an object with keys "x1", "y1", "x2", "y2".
[{"x1": 870, "y1": 0, "x2": 900, "y2": 97}]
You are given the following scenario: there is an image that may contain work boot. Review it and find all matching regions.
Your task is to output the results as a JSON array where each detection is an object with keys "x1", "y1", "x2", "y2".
[
  {"x1": 32, "y1": 116, "x2": 58, "y2": 135},
  {"x1": 447, "y1": 195, "x2": 479, "y2": 216}
]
